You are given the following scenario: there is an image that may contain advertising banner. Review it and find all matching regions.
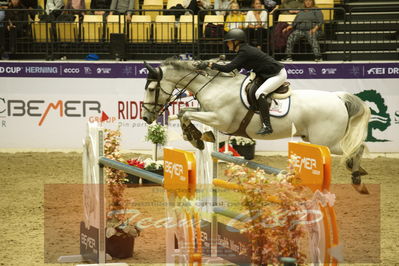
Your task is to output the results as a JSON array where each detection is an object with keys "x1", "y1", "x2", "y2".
[{"x1": 0, "y1": 61, "x2": 398, "y2": 152}]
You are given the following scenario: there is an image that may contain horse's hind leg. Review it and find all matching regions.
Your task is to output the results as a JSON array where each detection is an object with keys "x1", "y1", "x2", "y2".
[{"x1": 346, "y1": 144, "x2": 369, "y2": 194}]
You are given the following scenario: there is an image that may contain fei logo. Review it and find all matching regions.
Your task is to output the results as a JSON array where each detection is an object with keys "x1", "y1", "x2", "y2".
[
  {"x1": 355, "y1": 90, "x2": 392, "y2": 142},
  {"x1": 139, "y1": 68, "x2": 149, "y2": 75}
]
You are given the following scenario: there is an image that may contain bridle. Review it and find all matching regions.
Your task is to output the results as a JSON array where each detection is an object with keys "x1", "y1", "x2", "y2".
[
  {"x1": 142, "y1": 62, "x2": 202, "y2": 117},
  {"x1": 143, "y1": 61, "x2": 222, "y2": 118}
]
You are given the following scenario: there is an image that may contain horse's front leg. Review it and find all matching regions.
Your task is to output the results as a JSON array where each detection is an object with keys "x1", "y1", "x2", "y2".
[{"x1": 178, "y1": 110, "x2": 220, "y2": 150}]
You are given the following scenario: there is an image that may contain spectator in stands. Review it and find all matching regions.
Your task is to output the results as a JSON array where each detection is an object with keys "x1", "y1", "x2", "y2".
[
  {"x1": 109, "y1": 0, "x2": 134, "y2": 21},
  {"x1": 183, "y1": 0, "x2": 210, "y2": 15},
  {"x1": 245, "y1": 0, "x2": 268, "y2": 49},
  {"x1": 0, "y1": 8, "x2": 6, "y2": 59},
  {"x1": 264, "y1": 0, "x2": 277, "y2": 12},
  {"x1": 183, "y1": 0, "x2": 210, "y2": 34},
  {"x1": 90, "y1": 0, "x2": 112, "y2": 15},
  {"x1": 64, "y1": 0, "x2": 86, "y2": 17},
  {"x1": 224, "y1": 1, "x2": 245, "y2": 32},
  {"x1": 21, "y1": 0, "x2": 38, "y2": 20},
  {"x1": 4, "y1": 0, "x2": 29, "y2": 52},
  {"x1": 280, "y1": 0, "x2": 303, "y2": 14},
  {"x1": 45, "y1": 0, "x2": 64, "y2": 18},
  {"x1": 214, "y1": 0, "x2": 232, "y2": 16},
  {"x1": 283, "y1": 0, "x2": 323, "y2": 61}
]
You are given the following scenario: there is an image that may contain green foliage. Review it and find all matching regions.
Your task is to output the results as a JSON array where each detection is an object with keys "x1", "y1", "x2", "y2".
[{"x1": 145, "y1": 123, "x2": 168, "y2": 145}]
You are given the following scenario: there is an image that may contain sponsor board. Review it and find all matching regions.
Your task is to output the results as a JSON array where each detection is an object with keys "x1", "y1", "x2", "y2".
[{"x1": 0, "y1": 62, "x2": 398, "y2": 79}]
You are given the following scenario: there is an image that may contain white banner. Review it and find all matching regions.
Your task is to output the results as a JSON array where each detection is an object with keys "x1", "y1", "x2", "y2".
[{"x1": 1, "y1": 77, "x2": 398, "y2": 152}]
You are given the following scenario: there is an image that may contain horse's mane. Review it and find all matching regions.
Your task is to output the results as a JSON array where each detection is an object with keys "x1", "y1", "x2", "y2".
[
  {"x1": 161, "y1": 58, "x2": 196, "y2": 71},
  {"x1": 161, "y1": 57, "x2": 244, "y2": 79}
]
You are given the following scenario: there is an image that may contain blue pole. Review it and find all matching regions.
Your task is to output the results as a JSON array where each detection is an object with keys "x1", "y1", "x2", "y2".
[
  {"x1": 211, "y1": 151, "x2": 281, "y2": 175},
  {"x1": 99, "y1": 157, "x2": 164, "y2": 185}
]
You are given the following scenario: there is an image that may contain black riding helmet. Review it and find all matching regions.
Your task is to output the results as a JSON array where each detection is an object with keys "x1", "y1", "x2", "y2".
[{"x1": 223, "y1": 28, "x2": 247, "y2": 43}]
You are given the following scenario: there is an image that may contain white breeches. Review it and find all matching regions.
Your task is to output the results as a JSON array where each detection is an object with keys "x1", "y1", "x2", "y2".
[{"x1": 255, "y1": 68, "x2": 287, "y2": 99}]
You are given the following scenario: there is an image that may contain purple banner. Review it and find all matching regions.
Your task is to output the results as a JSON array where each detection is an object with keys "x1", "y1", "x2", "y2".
[{"x1": 0, "y1": 62, "x2": 398, "y2": 79}]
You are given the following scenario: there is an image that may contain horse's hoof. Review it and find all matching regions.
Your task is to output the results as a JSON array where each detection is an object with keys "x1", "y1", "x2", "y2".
[
  {"x1": 201, "y1": 131, "x2": 216, "y2": 142},
  {"x1": 352, "y1": 184, "x2": 370, "y2": 194},
  {"x1": 191, "y1": 139, "x2": 204, "y2": 150}
]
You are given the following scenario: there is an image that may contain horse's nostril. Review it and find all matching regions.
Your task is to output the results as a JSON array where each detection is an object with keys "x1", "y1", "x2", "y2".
[{"x1": 143, "y1": 117, "x2": 148, "y2": 123}]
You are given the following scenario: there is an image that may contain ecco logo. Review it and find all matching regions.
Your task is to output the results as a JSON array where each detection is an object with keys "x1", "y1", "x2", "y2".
[
  {"x1": 287, "y1": 69, "x2": 304, "y2": 75},
  {"x1": 63, "y1": 68, "x2": 80, "y2": 73}
]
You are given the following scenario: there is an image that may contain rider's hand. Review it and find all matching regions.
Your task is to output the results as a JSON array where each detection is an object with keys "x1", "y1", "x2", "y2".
[{"x1": 196, "y1": 61, "x2": 209, "y2": 70}]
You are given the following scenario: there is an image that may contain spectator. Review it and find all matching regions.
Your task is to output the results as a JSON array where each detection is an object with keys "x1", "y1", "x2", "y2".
[
  {"x1": 214, "y1": 0, "x2": 232, "y2": 16},
  {"x1": 45, "y1": 0, "x2": 64, "y2": 18},
  {"x1": 224, "y1": 1, "x2": 245, "y2": 32},
  {"x1": 109, "y1": 0, "x2": 133, "y2": 21},
  {"x1": 0, "y1": 8, "x2": 6, "y2": 59},
  {"x1": 280, "y1": 0, "x2": 303, "y2": 14},
  {"x1": 264, "y1": 0, "x2": 277, "y2": 12},
  {"x1": 64, "y1": 0, "x2": 86, "y2": 17},
  {"x1": 90, "y1": 0, "x2": 112, "y2": 15},
  {"x1": 183, "y1": 0, "x2": 210, "y2": 15},
  {"x1": 245, "y1": 0, "x2": 268, "y2": 49},
  {"x1": 4, "y1": 0, "x2": 29, "y2": 52},
  {"x1": 21, "y1": 0, "x2": 37, "y2": 20},
  {"x1": 283, "y1": 0, "x2": 323, "y2": 61}
]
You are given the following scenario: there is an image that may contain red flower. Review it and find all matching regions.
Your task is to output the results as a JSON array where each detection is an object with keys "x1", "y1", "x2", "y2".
[{"x1": 127, "y1": 159, "x2": 145, "y2": 169}]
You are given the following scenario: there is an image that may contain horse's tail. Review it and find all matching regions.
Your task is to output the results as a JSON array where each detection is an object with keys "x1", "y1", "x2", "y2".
[{"x1": 339, "y1": 92, "x2": 371, "y2": 162}]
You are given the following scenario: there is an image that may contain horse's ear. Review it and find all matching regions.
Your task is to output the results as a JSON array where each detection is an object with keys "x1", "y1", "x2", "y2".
[{"x1": 144, "y1": 61, "x2": 161, "y2": 80}]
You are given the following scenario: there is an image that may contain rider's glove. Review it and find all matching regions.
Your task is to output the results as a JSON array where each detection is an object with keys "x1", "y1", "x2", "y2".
[{"x1": 196, "y1": 61, "x2": 209, "y2": 70}]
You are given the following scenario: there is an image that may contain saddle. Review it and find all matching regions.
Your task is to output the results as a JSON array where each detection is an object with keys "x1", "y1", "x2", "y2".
[{"x1": 245, "y1": 75, "x2": 291, "y2": 111}]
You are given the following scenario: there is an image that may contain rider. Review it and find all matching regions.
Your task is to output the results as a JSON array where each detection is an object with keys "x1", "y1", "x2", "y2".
[{"x1": 197, "y1": 28, "x2": 287, "y2": 135}]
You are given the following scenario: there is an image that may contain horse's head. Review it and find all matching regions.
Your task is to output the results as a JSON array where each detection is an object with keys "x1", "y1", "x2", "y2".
[
  {"x1": 142, "y1": 61, "x2": 173, "y2": 124},
  {"x1": 142, "y1": 59, "x2": 199, "y2": 124}
]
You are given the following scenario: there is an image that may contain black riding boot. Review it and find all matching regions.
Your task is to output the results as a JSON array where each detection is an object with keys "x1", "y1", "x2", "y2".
[{"x1": 256, "y1": 93, "x2": 273, "y2": 135}]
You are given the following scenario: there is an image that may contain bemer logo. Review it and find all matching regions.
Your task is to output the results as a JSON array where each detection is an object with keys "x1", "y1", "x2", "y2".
[
  {"x1": 3, "y1": 99, "x2": 101, "y2": 126},
  {"x1": 164, "y1": 160, "x2": 185, "y2": 181},
  {"x1": 291, "y1": 154, "x2": 320, "y2": 175},
  {"x1": 81, "y1": 233, "x2": 96, "y2": 250}
]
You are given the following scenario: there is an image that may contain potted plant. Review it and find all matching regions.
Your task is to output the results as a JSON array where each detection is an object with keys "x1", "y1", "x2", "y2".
[
  {"x1": 104, "y1": 129, "x2": 141, "y2": 258},
  {"x1": 229, "y1": 136, "x2": 256, "y2": 160},
  {"x1": 126, "y1": 158, "x2": 164, "y2": 185},
  {"x1": 145, "y1": 123, "x2": 167, "y2": 160}
]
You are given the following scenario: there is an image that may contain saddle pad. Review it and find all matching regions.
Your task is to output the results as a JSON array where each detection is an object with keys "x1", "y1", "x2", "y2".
[{"x1": 240, "y1": 75, "x2": 290, "y2": 117}]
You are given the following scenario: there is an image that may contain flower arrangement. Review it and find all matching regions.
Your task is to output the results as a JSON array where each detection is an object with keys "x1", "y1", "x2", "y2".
[
  {"x1": 127, "y1": 158, "x2": 164, "y2": 171},
  {"x1": 224, "y1": 160, "x2": 312, "y2": 265},
  {"x1": 104, "y1": 128, "x2": 141, "y2": 257},
  {"x1": 145, "y1": 123, "x2": 168, "y2": 145},
  {"x1": 229, "y1": 136, "x2": 256, "y2": 146}
]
